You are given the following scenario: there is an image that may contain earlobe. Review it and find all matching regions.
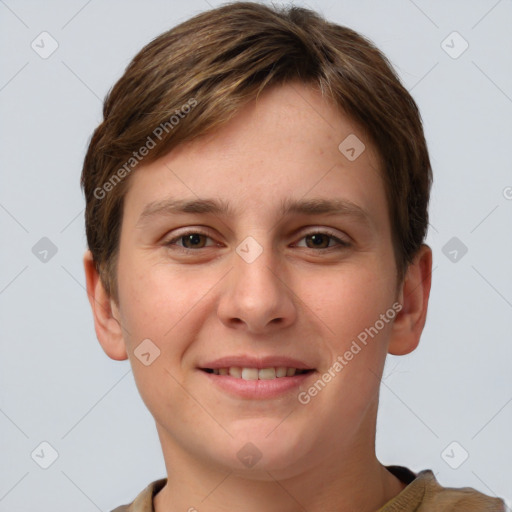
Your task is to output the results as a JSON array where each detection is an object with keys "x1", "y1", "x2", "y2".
[
  {"x1": 388, "y1": 244, "x2": 433, "y2": 356},
  {"x1": 83, "y1": 250, "x2": 128, "y2": 361}
]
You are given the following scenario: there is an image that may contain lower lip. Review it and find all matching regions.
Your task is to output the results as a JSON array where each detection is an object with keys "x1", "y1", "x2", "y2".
[{"x1": 199, "y1": 370, "x2": 315, "y2": 399}]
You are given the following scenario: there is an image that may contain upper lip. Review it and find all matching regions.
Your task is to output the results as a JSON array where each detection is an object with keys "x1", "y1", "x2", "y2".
[{"x1": 199, "y1": 356, "x2": 315, "y2": 370}]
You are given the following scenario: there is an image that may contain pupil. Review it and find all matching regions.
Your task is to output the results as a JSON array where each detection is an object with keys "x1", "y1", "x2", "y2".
[
  {"x1": 185, "y1": 234, "x2": 203, "y2": 248},
  {"x1": 310, "y1": 234, "x2": 327, "y2": 247}
]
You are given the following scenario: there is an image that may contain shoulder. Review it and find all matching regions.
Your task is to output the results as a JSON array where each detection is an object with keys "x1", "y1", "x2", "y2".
[
  {"x1": 380, "y1": 467, "x2": 507, "y2": 512},
  {"x1": 110, "y1": 478, "x2": 167, "y2": 512},
  {"x1": 419, "y1": 470, "x2": 507, "y2": 511}
]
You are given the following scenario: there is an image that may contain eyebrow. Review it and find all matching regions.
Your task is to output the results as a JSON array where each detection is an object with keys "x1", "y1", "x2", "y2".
[{"x1": 136, "y1": 197, "x2": 372, "y2": 227}]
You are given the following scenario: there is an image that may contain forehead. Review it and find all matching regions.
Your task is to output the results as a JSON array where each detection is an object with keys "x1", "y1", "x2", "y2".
[{"x1": 122, "y1": 82, "x2": 387, "y2": 229}]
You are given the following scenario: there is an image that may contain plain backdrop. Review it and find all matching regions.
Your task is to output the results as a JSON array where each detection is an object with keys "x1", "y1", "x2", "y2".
[{"x1": 1, "y1": 0, "x2": 511, "y2": 510}]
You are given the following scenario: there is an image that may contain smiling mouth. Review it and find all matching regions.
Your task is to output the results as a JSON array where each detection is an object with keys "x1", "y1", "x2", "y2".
[{"x1": 201, "y1": 367, "x2": 314, "y2": 380}]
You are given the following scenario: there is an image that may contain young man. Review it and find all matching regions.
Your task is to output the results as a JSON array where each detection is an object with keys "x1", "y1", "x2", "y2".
[{"x1": 81, "y1": 2, "x2": 506, "y2": 511}]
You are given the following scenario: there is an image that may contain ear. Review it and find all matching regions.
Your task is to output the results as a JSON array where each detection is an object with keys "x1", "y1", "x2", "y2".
[
  {"x1": 83, "y1": 250, "x2": 128, "y2": 361},
  {"x1": 388, "y1": 244, "x2": 433, "y2": 356}
]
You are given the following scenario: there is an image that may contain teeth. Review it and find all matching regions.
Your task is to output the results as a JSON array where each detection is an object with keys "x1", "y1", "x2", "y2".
[
  {"x1": 258, "y1": 368, "x2": 276, "y2": 380},
  {"x1": 276, "y1": 366, "x2": 288, "y2": 378},
  {"x1": 229, "y1": 367, "x2": 242, "y2": 378},
  {"x1": 241, "y1": 368, "x2": 259, "y2": 380},
  {"x1": 210, "y1": 366, "x2": 307, "y2": 379}
]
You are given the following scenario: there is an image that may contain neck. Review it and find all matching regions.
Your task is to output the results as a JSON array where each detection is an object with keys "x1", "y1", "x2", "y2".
[{"x1": 153, "y1": 419, "x2": 406, "y2": 512}]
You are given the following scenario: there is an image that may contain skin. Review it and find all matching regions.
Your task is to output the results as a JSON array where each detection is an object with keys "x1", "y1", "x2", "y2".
[{"x1": 84, "y1": 82, "x2": 432, "y2": 512}]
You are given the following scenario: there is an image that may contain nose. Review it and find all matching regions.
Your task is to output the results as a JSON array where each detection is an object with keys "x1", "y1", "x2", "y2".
[{"x1": 216, "y1": 239, "x2": 297, "y2": 334}]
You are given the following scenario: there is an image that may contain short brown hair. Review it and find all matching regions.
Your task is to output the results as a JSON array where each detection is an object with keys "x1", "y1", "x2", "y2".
[{"x1": 81, "y1": 1, "x2": 432, "y2": 304}]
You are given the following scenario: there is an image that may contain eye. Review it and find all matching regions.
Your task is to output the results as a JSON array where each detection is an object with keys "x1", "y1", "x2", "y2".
[
  {"x1": 164, "y1": 228, "x2": 350, "y2": 253},
  {"x1": 294, "y1": 230, "x2": 350, "y2": 250},
  {"x1": 164, "y1": 230, "x2": 215, "y2": 251}
]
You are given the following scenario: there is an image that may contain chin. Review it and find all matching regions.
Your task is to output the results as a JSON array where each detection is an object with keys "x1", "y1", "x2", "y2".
[{"x1": 210, "y1": 420, "x2": 316, "y2": 477}]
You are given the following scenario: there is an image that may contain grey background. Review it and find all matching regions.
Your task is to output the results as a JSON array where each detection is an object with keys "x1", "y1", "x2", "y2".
[{"x1": 1, "y1": 0, "x2": 511, "y2": 510}]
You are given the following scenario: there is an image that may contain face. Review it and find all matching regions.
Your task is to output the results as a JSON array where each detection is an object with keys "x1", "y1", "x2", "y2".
[{"x1": 110, "y1": 82, "x2": 403, "y2": 478}]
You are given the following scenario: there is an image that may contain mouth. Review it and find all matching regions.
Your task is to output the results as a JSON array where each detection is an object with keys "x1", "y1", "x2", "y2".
[
  {"x1": 200, "y1": 367, "x2": 314, "y2": 380},
  {"x1": 198, "y1": 362, "x2": 316, "y2": 400}
]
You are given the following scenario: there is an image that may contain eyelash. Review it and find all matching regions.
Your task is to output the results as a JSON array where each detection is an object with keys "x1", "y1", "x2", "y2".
[{"x1": 163, "y1": 229, "x2": 350, "y2": 253}]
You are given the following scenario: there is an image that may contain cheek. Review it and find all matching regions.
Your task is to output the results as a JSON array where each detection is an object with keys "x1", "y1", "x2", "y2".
[
  {"x1": 304, "y1": 268, "x2": 396, "y2": 419},
  {"x1": 305, "y1": 263, "x2": 396, "y2": 343},
  {"x1": 116, "y1": 257, "x2": 216, "y2": 351},
  {"x1": 115, "y1": 261, "x2": 201, "y2": 418}
]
